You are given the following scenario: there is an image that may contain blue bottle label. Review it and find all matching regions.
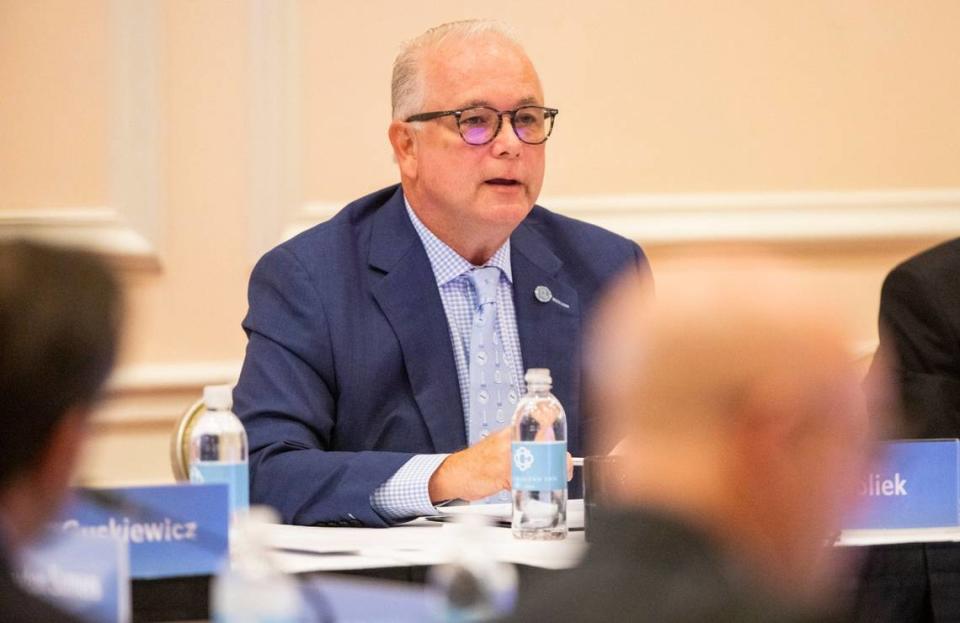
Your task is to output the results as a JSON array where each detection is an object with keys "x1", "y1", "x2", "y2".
[
  {"x1": 189, "y1": 462, "x2": 249, "y2": 516},
  {"x1": 511, "y1": 441, "x2": 566, "y2": 491}
]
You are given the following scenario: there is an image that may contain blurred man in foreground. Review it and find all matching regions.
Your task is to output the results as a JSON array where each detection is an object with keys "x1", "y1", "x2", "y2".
[
  {"x1": 507, "y1": 258, "x2": 882, "y2": 622},
  {"x1": 0, "y1": 240, "x2": 123, "y2": 623}
]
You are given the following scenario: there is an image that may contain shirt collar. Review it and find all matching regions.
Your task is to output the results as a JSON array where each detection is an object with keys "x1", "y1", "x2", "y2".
[{"x1": 404, "y1": 196, "x2": 513, "y2": 286}]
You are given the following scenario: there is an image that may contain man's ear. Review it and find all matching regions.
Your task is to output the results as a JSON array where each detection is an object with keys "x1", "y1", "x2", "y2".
[
  {"x1": 389, "y1": 121, "x2": 418, "y2": 181},
  {"x1": 36, "y1": 407, "x2": 88, "y2": 497},
  {"x1": 4, "y1": 407, "x2": 90, "y2": 544}
]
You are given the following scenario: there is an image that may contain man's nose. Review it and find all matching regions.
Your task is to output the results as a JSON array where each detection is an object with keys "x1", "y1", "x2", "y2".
[{"x1": 490, "y1": 114, "x2": 522, "y2": 158}]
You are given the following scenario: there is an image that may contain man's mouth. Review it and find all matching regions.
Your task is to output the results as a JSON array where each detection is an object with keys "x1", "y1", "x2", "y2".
[{"x1": 485, "y1": 178, "x2": 521, "y2": 186}]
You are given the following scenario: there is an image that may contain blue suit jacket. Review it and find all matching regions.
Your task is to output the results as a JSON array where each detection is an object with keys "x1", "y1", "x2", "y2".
[{"x1": 234, "y1": 185, "x2": 648, "y2": 527}]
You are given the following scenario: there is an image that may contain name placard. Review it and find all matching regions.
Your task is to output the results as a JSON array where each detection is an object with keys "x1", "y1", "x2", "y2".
[
  {"x1": 845, "y1": 439, "x2": 960, "y2": 530},
  {"x1": 17, "y1": 531, "x2": 129, "y2": 623},
  {"x1": 58, "y1": 483, "x2": 229, "y2": 579}
]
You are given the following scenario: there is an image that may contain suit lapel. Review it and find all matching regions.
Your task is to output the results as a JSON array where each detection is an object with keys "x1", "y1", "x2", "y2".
[
  {"x1": 510, "y1": 220, "x2": 583, "y2": 453},
  {"x1": 369, "y1": 190, "x2": 466, "y2": 452}
]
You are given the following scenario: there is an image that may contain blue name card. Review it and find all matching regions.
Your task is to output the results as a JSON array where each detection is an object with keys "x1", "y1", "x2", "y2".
[
  {"x1": 17, "y1": 530, "x2": 130, "y2": 623},
  {"x1": 845, "y1": 439, "x2": 960, "y2": 530},
  {"x1": 57, "y1": 483, "x2": 229, "y2": 579}
]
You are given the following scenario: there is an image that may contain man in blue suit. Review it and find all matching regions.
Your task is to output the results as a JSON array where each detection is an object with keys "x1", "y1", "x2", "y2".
[{"x1": 234, "y1": 20, "x2": 649, "y2": 527}]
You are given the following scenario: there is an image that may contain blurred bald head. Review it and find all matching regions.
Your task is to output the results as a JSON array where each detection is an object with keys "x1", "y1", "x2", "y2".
[
  {"x1": 595, "y1": 261, "x2": 858, "y2": 432},
  {"x1": 587, "y1": 255, "x2": 881, "y2": 602}
]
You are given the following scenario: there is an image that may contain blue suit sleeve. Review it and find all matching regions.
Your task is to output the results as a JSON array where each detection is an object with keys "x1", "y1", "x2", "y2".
[{"x1": 233, "y1": 246, "x2": 414, "y2": 527}]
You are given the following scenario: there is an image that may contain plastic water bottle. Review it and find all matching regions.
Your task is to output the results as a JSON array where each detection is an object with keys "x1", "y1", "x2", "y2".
[
  {"x1": 511, "y1": 368, "x2": 567, "y2": 540},
  {"x1": 190, "y1": 384, "x2": 249, "y2": 520},
  {"x1": 428, "y1": 515, "x2": 518, "y2": 621},
  {"x1": 212, "y1": 506, "x2": 312, "y2": 622}
]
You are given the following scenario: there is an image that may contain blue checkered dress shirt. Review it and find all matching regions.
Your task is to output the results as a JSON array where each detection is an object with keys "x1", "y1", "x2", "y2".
[{"x1": 368, "y1": 198, "x2": 526, "y2": 521}]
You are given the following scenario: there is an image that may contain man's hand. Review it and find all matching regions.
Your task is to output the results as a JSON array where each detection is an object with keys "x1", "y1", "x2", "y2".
[
  {"x1": 428, "y1": 428, "x2": 576, "y2": 503},
  {"x1": 429, "y1": 428, "x2": 512, "y2": 502}
]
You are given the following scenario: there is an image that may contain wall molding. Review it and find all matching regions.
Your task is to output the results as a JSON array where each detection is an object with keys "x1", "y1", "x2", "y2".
[
  {"x1": 248, "y1": 0, "x2": 301, "y2": 262},
  {"x1": 0, "y1": 2, "x2": 163, "y2": 264},
  {"x1": 96, "y1": 360, "x2": 242, "y2": 427},
  {"x1": 0, "y1": 207, "x2": 156, "y2": 264},
  {"x1": 109, "y1": 0, "x2": 163, "y2": 262},
  {"x1": 287, "y1": 187, "x2": 960, "y2": 244},
  {"x1": 107, "y1": 359, "x2": 242, "y2": 394},
  {"x1": 98, "y1": 340, "x2": 881, "y2": 425}
]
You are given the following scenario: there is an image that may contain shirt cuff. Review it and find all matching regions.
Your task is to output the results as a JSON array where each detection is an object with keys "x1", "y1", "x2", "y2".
[{"x1": 370, "y1": 454, "x2": 450, "y2": 522}]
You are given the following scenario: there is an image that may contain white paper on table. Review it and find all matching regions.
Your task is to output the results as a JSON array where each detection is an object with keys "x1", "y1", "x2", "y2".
[
  {"x1": 264, "y1": 520, "x2": 441, "y2": 555},
  {"x1": 437, "y1": 498, "x2": 584, "y2": 530},
  {"x1": 837, "y1": 526, "x2": 960, "y2": 547}
]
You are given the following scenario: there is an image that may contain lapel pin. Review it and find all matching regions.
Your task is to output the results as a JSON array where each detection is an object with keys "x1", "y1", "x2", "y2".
[
  {"x1": 534, "y1": 285, "x2": 552, "y2": 303},
  {"x1": 534, "y1": 285, "x2": 570, "y2": 309}
]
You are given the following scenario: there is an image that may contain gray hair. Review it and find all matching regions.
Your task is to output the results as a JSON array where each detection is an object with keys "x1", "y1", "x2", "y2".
[{"x1": 391, "y1": 20, "x2": 522, "y2": 121}]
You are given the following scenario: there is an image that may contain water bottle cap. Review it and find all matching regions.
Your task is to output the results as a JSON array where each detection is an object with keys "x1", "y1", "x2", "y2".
[
  {"x1": 524, "y1": 368, "x2": 552, "y2": 386},
  {"x1": 203, "y1": 384, "x2": 234, "y2": 410}
]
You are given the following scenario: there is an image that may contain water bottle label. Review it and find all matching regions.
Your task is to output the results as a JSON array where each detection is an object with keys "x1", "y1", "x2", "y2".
[
  {"x1": 190, "y1": 462, "x2": 249, "y2": 516},
  {"x1": 511, "y1": 441, "x2": 566, "y2": 491}
]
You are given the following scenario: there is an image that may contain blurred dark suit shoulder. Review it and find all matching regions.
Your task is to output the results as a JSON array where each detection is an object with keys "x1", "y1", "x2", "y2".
[
  {"x1": 0, "y1": 552, "x2": 86, "y2": 623},
  {"x1": 503, "y1": 509, "x2": 832, "y2": 623},
  {"x1": 872, "y1": 238, "x2": 960, "y2": 437}
]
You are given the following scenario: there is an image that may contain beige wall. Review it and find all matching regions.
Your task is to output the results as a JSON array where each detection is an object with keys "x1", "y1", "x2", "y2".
[
  {"x1": 300, "y1": 0, "x2": 960, "y2": 199},
  {"x1": 0, "y1": 1, "x2": 109, "y2": 208},
  {"x1": 1, "y1": 1, "x2": 958, "y2": 485}
]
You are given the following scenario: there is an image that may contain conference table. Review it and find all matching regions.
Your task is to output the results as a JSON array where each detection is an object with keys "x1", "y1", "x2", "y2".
[
  {"x1": 264, "y1": 521, "x2": 960, "y2": 623},
  {"x1": 139, "y1": 502, "x2": 587, "y2": 622},
  {"x1": 136, "y1": 502, "x2": 960, "y2": 622},
  {"x1": 267, "y1": 504, "x2": 587, "y2": 576}
]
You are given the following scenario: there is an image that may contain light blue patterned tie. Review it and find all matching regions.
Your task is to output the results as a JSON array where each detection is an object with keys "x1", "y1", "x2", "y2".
[{"x1": 467, "y1": 266, "x2": 517, "y2": 503}]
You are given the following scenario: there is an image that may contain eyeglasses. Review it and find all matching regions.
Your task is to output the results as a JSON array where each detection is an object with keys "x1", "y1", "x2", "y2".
[{"x1": 405, "y1": 105, "x2": 559, "y2": 146}]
